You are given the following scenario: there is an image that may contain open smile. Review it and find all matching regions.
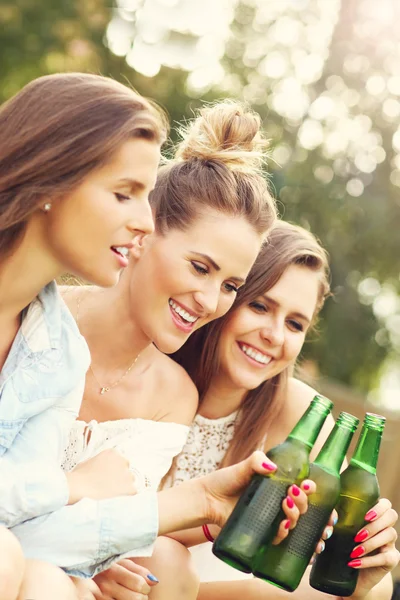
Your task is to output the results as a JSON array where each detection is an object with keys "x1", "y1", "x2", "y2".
[
  {"x1": 111, "y1": 243, "x2": 133, "y2": 268},
  {"x1": 169, "y1": 299, "x2": 199, "y2": 333},
  {"x1": 237, "y1": 342, "x2": 273, "y2": 367}
]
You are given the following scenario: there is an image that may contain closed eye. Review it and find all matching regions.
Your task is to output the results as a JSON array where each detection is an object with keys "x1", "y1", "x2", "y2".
[
  {"x1": 114, "y1": 192, "x2": 130, "y2": 202},
  {"x1": 191, "y1": 261, "x2": 208, "y2": 275},
  {"x1": 223, "y1": 282, "x2": 239, "y2": 294},
  {"x1": 249, "y1": 301, "x2": 267, "y2": 313}
]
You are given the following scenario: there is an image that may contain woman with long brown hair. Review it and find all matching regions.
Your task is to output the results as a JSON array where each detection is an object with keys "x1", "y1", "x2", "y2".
[{"x1": 167, "y1": 220, "x2": 399, "y2": 600}]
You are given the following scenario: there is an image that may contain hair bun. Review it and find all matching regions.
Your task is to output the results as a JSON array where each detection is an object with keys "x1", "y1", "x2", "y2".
[{"x1": 175, "y1": 101, "x2": 269, "y2": 173}]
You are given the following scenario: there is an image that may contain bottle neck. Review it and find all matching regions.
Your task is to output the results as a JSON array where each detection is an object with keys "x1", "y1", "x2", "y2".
[
  {"x1": 314, "y1": 424, "x2": 355, "y2": 474},
  {"x1": 350, "y1": 425, "x2": 383, "y2": 474},
  {"x1": 288, "y1": 402, "x2": 331, "y2": 450}
]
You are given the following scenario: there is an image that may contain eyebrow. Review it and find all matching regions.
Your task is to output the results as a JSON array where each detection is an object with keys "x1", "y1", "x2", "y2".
[
  {"x1": 191, "y1": 252, "x2": 246, "y2": 284},
  {"x1": 116, "y1": 178, "x2": 146, "y2": 193},
  {"x1": 262, "y1": 295, "x2": 311, "y2": 324}
]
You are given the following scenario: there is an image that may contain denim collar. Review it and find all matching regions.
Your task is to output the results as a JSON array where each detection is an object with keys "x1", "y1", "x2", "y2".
[{"x1": 21, "y1": 281, "x2": 62, "y2": 353}]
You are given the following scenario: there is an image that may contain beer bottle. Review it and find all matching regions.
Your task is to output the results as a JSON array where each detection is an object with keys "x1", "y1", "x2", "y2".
[
  {"x1": 252, "y1": 412, "x2": 359, "y2": 591},
  {"x1": 212, "y1": 395, "x2": 333, "y2": 573},
  {"x1": 310, "y1": 413, "x2": 385, "y2": 597}
]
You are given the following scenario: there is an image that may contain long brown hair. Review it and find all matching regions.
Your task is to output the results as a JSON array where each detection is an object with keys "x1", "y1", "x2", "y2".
[
  {"x1": 150, "y1": 100, "x2": 276, "y2": 237},
  {"x1": 172, "y1": 221, "x2": 330, "y2": 466},
  {"x1": 0, "y1": 72, "x2": 168, "y2": 257}
]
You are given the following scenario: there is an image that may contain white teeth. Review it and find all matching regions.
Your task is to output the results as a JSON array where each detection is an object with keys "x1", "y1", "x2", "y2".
[
  {"x1": 169, "y1": 300, "x2": 197, "y2": 323},
  {"x1": 240, "y1": 344, "x2": 271, "y2": 365},
  {"x1": 114, "y1": 246, "x2": 129, "y2": 256}
]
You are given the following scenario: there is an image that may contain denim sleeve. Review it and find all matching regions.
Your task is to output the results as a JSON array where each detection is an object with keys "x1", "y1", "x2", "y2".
[
  {"x1": 0, "y1": 461, "x2": 69, "y2": 527},
  {"x1": 11, "y1": 491, "x2": 159, "y2": 578},
  {"x1": 0, "y1": 382, "x2": 83, "y2": 526}
]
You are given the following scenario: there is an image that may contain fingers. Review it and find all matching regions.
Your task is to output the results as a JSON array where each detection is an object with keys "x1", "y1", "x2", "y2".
[
  {"x1": 348, "y1": 545, "x2": 400, "y2": 573},
  {"x1": 95, "y1": 562, "x2": 152, "y2": 598},
  {"x1": 119, "y1": 559, "x2": 159, "y2": 586},
  {"x1": 364, "y1": 497, "x2": 393, "y2": 523},
  {"x1": 272, "y1": 481, "x2": 315, "y2": 544},
  {"x1": 354, "y1": 506, "x2": 398, "y2": 544},
  {"x1": 350, "y1": 527, "x2": 398, "y2": 563}
]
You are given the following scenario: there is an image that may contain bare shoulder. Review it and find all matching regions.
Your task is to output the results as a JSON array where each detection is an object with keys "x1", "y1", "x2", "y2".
[
  {"x1": 151, "y1": 350, "x2": 199, "y2": 426},
  {"x1": 284, "y1": 377, "x2": 320, "y2": 423}
]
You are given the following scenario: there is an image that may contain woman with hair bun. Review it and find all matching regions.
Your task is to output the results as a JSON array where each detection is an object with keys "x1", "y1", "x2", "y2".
[
  {"x1": 59, "y1": 103, "x2": 318, "y2": 598},
  {"x1": 0, "y1": 76, "x2": 279, "y2": 599}
]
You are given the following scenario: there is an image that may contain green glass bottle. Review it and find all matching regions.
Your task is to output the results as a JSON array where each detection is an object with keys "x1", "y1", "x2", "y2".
[
  {"x1": 310, "y1": 413, "x2": 385, "y2": 597},
  {"x1": 252, "y1": 412, "x2": 359, "y2": 591},
  {"x1": 212, "y1": 395, "x2": 333, "y2": 573}
]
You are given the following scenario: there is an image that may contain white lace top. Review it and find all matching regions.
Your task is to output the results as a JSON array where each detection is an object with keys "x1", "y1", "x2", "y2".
[
  {"x1": 166, "y1": 410, "x2": 260, "y2": 583},
  {"x1": 62, "y1": 418, "x2": 189, "y2": 492},
  {"x1": 167, "y1": 411, "x2": 238, "y2": 487}
]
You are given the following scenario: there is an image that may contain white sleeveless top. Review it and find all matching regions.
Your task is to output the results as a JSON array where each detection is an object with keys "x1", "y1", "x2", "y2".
[
  {"x1": 62, "y1": 418, "x2": 189, "y2": 492},
  {"x1": 166, "y1": 411, "x2": 254, "y2": 582}
]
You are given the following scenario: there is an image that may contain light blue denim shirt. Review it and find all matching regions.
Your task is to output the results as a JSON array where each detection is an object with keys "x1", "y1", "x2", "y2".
[{"x1": 1, "y1": 282, "x2": 159, "y2": 577}]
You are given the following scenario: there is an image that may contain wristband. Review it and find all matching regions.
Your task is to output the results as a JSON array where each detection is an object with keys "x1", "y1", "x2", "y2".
[{"x1": 202, "y1": 523, "x2": 215, "y2": 543}]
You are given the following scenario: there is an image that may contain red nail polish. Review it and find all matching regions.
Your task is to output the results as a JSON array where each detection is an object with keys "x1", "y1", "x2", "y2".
[
  {"x1": 292, "y1": 485, "x2": 300, "y2": 497},
  {"x1": 354, "y1": 529, "x2": 369, "y2": 543},
  {"x1": 285, "y1": 520, "x2": 291, "y2": 529},
  {"x1": 303, "y1": 483, "x2": 310, "y2": 491},
  {"x1": 348, "y1": 559, "x2": 362, "y2": 568},
  {"x1": 350, "y1": 546, "x2": 365, "y2": 559},
  {"x1": 286, "y1": 496, "x2": 294, "y2": 509},
  {"x1": 262, "y1": 462, "x2": 277, "y2": 471},
  {"x1": 365, "y1": 510, "x2": 377, "y2": 522}
]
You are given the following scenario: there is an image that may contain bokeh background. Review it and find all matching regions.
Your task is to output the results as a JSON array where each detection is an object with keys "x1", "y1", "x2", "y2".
[{"x1": 2, "y1": 0, "x2": 400, "y2": 584}]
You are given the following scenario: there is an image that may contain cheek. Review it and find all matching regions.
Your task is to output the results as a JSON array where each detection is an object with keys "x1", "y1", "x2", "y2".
[
  {"x1": 285, "y1": 336, "x2": 305, "y2": 361},
  {"x1": 213, "y1": 294, "x2": 237, "y2": 320}
]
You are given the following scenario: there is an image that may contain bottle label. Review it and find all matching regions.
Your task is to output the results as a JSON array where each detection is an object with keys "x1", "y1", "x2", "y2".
[{"x1": 285, "y1": 503, "x2": 332, "y2": 558}]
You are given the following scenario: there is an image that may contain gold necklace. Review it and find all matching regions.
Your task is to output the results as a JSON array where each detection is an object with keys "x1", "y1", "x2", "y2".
[{"x1": 76, "y1": 289, "x2": 140, "y2": 395}]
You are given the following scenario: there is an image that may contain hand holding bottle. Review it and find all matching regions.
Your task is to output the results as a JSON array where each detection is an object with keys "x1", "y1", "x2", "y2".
[
  {"x1": 271, "y1": 480, "x2": 317, "y2": 544},
  {"x1": 347, "y1": 498, "x2": 399, "y2": 599}
]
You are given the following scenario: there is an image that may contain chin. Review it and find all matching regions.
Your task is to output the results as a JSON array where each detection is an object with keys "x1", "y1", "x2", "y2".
[{"x1": 154, "y1": 331, "x2": 190, "y2": 355}]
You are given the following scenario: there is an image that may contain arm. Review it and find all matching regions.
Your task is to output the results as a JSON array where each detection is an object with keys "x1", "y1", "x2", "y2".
[
  {"x1": 11, "y1": 451, "x2": 276, "y2": 577},
  {"x1": 0, "y1": 381, "x2": 83, "y2": 526}
]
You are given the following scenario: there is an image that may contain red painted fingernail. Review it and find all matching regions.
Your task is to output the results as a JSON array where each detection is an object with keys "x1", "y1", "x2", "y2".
[
  {"x1": 348, "y1": 559, "x2": 362, "y2": 568},
  {"x1": 292, "y1": 485, "x2": 300, "y2": 497},
  {"x1": 285, "y1": 519, "x2": 291, "y2": 529},
  {"x1": 354, "y1": 529, "x2": 369, "y2": 543},
  {"x1": 262, "y1": 462, "x2": 277, "y2": 471},
  {"x1": 365, "y1": 510, "x2": 377, "y2": 522},
  {"x1": 350, "y1": 546, "x2": 365, "y2": 559},
  {"x1": 303, "y1": 483, "x2": 310, "y2": 491},
  {"x1": 286, "y1": 496, "x2": 294, "y2": 509}
]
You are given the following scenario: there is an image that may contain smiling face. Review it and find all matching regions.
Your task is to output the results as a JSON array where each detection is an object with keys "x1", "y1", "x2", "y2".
[
  {"x1": 41, "y1": 138, "x2": 160, "y2": 287},
  {"x1": 215, "y1": 264, "x2": 321, "y2": 393},
  {"x1": 127, "y1": 208, "x2": 264, "y2": 353}
]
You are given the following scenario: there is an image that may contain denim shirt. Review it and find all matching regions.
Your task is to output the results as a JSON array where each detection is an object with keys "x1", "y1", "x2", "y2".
[
  {"x1": 0, "y1": 281, "x2": 90, "y2": 524},
  {"x1": 1, "y1": 282, "x2": 159, "y2": 577}
]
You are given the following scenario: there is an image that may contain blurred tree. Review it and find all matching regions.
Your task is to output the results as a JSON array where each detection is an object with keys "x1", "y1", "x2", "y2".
[{"x1": 1, "y1": 0, "x2": 399, "y2": 397}]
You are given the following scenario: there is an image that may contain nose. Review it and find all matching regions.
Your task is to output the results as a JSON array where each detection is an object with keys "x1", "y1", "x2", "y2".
[
  {"x1": 193, "y1": 282, "x2": 220, "y2": 316},
  {"x1": 260, "y1": 317, "x2": 285, "y2": 347},
  {"x1": 127, "y1": 199, "x2": 155, "y2": 237}
]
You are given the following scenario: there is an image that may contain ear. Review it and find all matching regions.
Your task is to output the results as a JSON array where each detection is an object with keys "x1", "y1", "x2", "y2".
[{"x1": 131, "y1": 233, "x2": 150, "y2": 259}]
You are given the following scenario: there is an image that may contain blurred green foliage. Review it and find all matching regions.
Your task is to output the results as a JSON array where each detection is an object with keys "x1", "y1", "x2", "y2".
[{"x1": 1, "y1": 0, "x2": 399, "y2": 397}]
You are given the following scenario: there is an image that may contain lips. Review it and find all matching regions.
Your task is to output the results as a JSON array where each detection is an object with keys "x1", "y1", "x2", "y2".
[
  {"x1": 237, "y1": 342, "x2": 272, "y2": 366},
  {"x1": 169, "y1": 299, "x2": 200, "y2": 333}
]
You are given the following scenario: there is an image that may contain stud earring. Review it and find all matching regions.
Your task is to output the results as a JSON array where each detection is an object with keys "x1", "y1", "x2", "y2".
[{"x1": 43, "y1": 203, "x2": 52, "y2": 212}]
